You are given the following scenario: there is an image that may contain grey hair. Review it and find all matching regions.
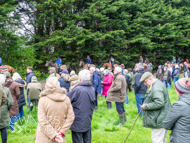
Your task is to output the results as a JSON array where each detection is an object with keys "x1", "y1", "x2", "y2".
[
  {"x1": 137, "y1": 63, "x2": 143, "y2": 69},
  {"x1": 115, "y1": 67, "x2": 122, "y2": 73},
  {"x1": 104, "y1": 69, "x2": 109, "y2": 75},
  {"x1": 79, "y1": 69, "x2": 90, "y2": 81},
  {"x1": 90, "y1": 67, "x2": 95, "y2": 71},
  {"x1": 123, "y1": 69, "x2": 128, "y2": 74}
]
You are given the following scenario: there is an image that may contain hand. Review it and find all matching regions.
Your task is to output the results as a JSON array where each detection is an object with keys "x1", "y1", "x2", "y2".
[
  {"x1": 54, "y1": 135, "x2": 63, "y2": 143},
  {"x1": 141, "y1": 104, "x2": 145, "y2": 110}
]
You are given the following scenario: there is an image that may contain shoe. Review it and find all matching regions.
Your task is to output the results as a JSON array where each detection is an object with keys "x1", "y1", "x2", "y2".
[
  {"x1": 124, "y1": 112, "x2": 127, "y2": 122},
  {"x1": 117, "y1": 114, "x2": 124, "y2": 127}
]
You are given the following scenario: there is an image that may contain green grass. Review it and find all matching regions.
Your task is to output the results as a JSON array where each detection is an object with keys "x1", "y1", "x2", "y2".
[{"x1": 5, "y1": 80, "x2": 178, "y2": 143}]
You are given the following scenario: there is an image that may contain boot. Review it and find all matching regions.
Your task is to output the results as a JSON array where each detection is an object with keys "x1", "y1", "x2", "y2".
[
  {"x1": 107, "y1": 102, "x2": 112, "y2": 109},
  {"x1": 124, "y1": 112, "x2": 127, "y2": 122},
  {"x1": 117, "y1": 114, "x2": 124, "y2": 127}
]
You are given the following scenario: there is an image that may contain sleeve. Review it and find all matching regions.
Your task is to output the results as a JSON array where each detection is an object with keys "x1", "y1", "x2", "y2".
[
  {"x1": 66, "y1": 90, "x2": 76, "y2": 103},
  {"x1": 15, "y1": 85, "x2": 20, "y2": 100},
  {"x1": 145, "y1": 90, "x2": 164, "y2": 110},
  {"x1": 60, "y1": 98, "x2": 75, "y2": 135},
  {"x1": 109, "y1": 78, "x2": 122, "y2": 92},
  {"x1": 38, "y1": 98, "x2": 57, "y2": 139},
  {"x1": 7, "y1": 89, "x2": 14, "y2": 111},
  {"x1": 134, "y1": 74, "x2": 141, "y2": 93},
  {"x1": 102, "y1": 77, "x2": 113, "y2": 85},
  {"x1": 163, "y1": 102, "x2": 182, "y2": 130},
  {"x1": 55, "y1": 59, "x2": 58, "y2": 64}
]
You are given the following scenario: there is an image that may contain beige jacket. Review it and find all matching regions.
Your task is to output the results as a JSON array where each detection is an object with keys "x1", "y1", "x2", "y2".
[
  {"x1": 27, "y1": 82, "x2": 42, "y2": 101},
  {"x1": 106, "y1": 73, "x2": 126, "y2": 102},
  {"x1": 35, "y1": 88, "x2": 75, "y2": 143}
]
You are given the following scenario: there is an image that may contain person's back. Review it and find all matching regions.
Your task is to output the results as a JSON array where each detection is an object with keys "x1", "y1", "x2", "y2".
[
  {"x1": 15, "y1": 79, "x2": 26, "y2": 109},
  {"x1": 58, "y1": 77, "x2": 71, "y2": 92},
  {"x1": 27, "y1": 81, "x2": 42, "y2": 101},
  {"x1": 134, "y1": 69, "x2": 147, "y2": 94}
]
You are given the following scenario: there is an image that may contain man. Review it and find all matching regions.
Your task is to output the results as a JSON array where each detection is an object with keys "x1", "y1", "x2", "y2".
[
  {"x1": 134, "y1": 63, "x2": 147, "y2": 116},
  {"x1": 86, "y1": 55, "x2": 91, "y2": 67},
  {"x1": 55, "y1": 56, "x2": 62, "y2": 70},
  {"x1": 139, "y1": 56, "x2": 143, "y2": 63},
  {"x1": 184, "y1": 62, "x2": 188, "y2": 78},
  {"x1": 26, "y1": 66, "x2": 36, "y2": 107},
  {"x1": 69, "y1": 74, "x2": 79, "y2": 91},
  {"x1": 90, "y1": 67, "x2": 101, "y2": 110},
  {"x1": 145, "y1": 58, "x2": 149, "y2": 65},
  {"x1": 0, "y1": 57, "x2": 2, "y2": 66},
  {"x1": 27, "y1": 76, "x2": 42, "y2": 111},
  {"x1": 46, "y1": 67, "x2": 60, "y2": 80},
  {"x1": 140, "y1": 72, "x2": 171, "y2": 143},
  {"x1": 132, "y1": 64, "x2": 138, "y2": 88},
  {"x1": 186, "y1": 58, "x2": 189, "y2": 64},
  {"x1": 67, "y1": 69, "x2": 95, "y2": 143},
  {"x1": 106, "y1": 67, "x2": 126, "y2": 127},
  {"x1": 121, "y1": 64, "x2": 125, "y2": 75},
  {"x1": 172, "y1": 57, "x2": 176, "y2": 63},
  {"x1": 109, "y1": 56, "x2": 114, "y2": 70}
]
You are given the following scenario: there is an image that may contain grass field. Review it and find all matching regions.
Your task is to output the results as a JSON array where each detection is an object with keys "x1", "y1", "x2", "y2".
[{"x1": 6, "y1": 80, "x2": 178, "y2": 143}]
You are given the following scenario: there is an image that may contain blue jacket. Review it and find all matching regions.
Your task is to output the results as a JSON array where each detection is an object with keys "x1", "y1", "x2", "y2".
[
  {"x1": 26, "y1": 72, "x2": 36, "y2": 87},
  {"x1": 58, "y1": 78, "x2": 71, "y2": 93},
  {"x1": 55, "y1": 58, "x2": 62, "y2": 65},
  {"x1": 86, "y1": 58, "x2": 91, "y2": 64},
  {"x1": 67, "y1": 81, "x2": 95, "y2": 132},
  {"x1": 134, "y1": 69, "x2": 147, "y2": 95},
  {"x1": 0, "y1": 57, "x2": 2, "y2": 65},
  {"x1": 177, "y1": 60, "x2": 181, "y2": 64},
  {"x1": 92, "y1": 71, "x2": 101, "y2": 94},
  {"x1": 15, "y1": 79, "x2": 26, "y2": 108}
]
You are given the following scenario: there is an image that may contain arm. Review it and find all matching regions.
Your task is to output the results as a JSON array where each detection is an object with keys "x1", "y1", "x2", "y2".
[
  {"x1": 109, "y1": 78, "x2": 122, "y2": 92},
  {"x1": 163, "y1": 102, "x2": 182, "y2": 130},
  {"x1": 38, "y1": 98, "x2": 57, "y2": 139},
  {"x1": 0, "y1": 84, "x2": 7, "y2": 106},
  {"x1": 7, "y1": 89, "x2": 14, "y2": 111},
  {"x1": 102, "y1": 76, "x2": 113, "y2": 85},
  {"x1": 145, "y1": 90, "x2": 164, "y2": 110},
  {"x1": 15, "y1": 84, "x2": 20, "y2": 100},
  {"x1": 60, "y1": 98, "x2": 75, "y2": 135}
]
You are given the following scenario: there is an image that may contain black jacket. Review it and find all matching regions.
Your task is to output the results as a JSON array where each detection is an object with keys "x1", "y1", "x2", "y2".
[
  {"x1": 15, "y1": 79, "x2": 26, "y2": 108},
  {"x1": 58, "y1": 77, "x2": 71, "y2": 93},
  {"x1": 67, "y1": 81, "x2": 95, "y2": 132},
  {"x1": 26, "y1": 72, "x2": 36, "y2": 88},
  {"x1": 134, "y1": 69, "x2": 147, "y2": 94}
]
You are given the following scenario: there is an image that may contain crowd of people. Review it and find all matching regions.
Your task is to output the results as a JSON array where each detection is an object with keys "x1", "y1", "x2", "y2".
[{"x1": 0, "y1": 56, "x2": 190, "y2": 143}]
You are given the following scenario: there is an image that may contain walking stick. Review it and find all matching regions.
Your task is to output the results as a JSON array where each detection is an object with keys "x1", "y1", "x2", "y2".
[{"x1": 123, "y1": 108, "x2": 143, "y2": 143}]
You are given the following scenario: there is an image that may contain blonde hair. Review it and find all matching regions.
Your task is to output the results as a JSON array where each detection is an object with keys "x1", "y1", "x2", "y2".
[
  {"x1": 12, "y1": 72, "x2": 22, "y2": 81},
  {"x1": 61, "y1": 73, "x2": 70, "y2": 82},
  {"x1": 123, "y1": 69, "x2": 128, "y2": 74}
]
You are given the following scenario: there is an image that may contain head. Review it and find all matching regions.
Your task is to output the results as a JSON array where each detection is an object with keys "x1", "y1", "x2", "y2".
[
  {"x1": 87, "y1": 55, "x2": 90, "y2": 59},
  {"x1": 96, "y1": 68, "x2": 100, "y2": 73},
  {"x1": 70, "y1": 70, "x2": 76, "y2": 77},
  {"x1": 31, "y1": 76, "x2": 37, "y2": 82},
  {"x1": 100, "y1": 67, "x2": 104, "y2": 72},
  {"x1": 61, "y1": 73, "x2": 70, "y2": 82},
  {"x1": 57, "y1": 56, "x2": 60, "y2": 59},
  {"x1": 123, "y1": 69, "x2": 128, "y2": 75},
  {"x1": 90, "y1": 67, "x2": 95, "y2": 74},
  {"x1": 175, "y1": 78, "x2": 190, "y2": 97},
  {"x1": 164, "y1": 67, "x2": 167, "y2": 71},
  {"x1": 45, "y1": 77, "x2": 60, "y2": 90},
  {"x1": 175, "y1": 64, "x2": 179, "y2": 69},
  {"x1": 12, "y1": 72, "x2": 22, "y2": 81},
  {"x1": 3, "y1": 71, "x2": 11, "y2": 79},
  {"x1": 78, "y1": 69, "x2": 90, "y2": 82},
  {"x1": 173, "y1": 57, "x2": 175, "y2": 59},
  {"x1": 69, "y1": 75, "x2": 79, "y2": 86},
  {"x1": 104, "y1": 69, "x2": 110, "y2": 76},
  {"x1": 128, "y1": 68, "x2": 132, "y2": 72},
  {"x1": 158, "y1": 65, "x2": 161, "y2": 69},
  {"x1": 49, "y1": 67, "x2": 56, "y2": 74},
  {"x1": 27, "y1": 66, "x2": 33, "y2": 73},
  {"x1": 168, "y1": 64, "x2": 171, "y2": 68},
  {"x1": 144, "y1": 64, "x2": 148, "y2": 70},
  {"x1": 0, "y1": 74, "x2": 6, "y2": 85},
  {"x1": 135, "y1": 63, "x2": 143, "y2": 71},
  {"x1": 140, "y1": 72, "x2": 155, "y2": 88},
  {"x1": 114, "y1": 67, "x2": 122, "y2": 75},
  {"x1": 121, "y1": 64, "x2": 125, "y2": 68},
  {"x1": 184, "y1": 62, "x2": 187, "y2": 65},
  {"x1": 140, "y1": 56, "x2": 142, "y2": 58},
  {"x1": 178, "y1": 58, "x2": 180, "y2": 60}
]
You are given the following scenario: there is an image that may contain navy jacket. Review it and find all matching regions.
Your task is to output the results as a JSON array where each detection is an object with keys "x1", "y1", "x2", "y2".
[
  {"x1": 86, "y1": 58, "x2": 91, "y2": 64},
  {"x1": 16, "y1": 79, "x2": 26, "y2": 108},
  {"x1": 58, "y1": 78, "x2": 71, "y2": 93},
  {"x1": 26, "y1": 72, "x2": 36, "y2": 88},
  {"x1": 134, "y1": 69, "x2": 147, "y2": 95},
  {"x1": 67, "y1": 81, "x2": 95, "y2": 132},
  {"x1": 92, "y1": 71, "x2": 101, "y2": 94}
]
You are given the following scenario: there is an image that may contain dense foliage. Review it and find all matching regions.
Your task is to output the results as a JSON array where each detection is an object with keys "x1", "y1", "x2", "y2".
[{"x1": 1, "y1": 0, "x2": 190, "y2": 75}]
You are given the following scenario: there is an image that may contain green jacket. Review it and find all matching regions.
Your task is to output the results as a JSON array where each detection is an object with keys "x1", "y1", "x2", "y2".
[
  {"x1": 0, "y1": 86, "x2": 14, "y2": 129},
  {"x1": 0, "y1": 84, "x2": 7, "y2": 118},
  {"x1": 143, "y1": 80, "x2": 171, "y2": 129}
]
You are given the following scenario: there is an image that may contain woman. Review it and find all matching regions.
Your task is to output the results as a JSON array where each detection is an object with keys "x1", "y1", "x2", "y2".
[
  {"x1": 12, "y1": 72, "x2": 26, "y2": 119},
  {"x1": 0, "y1": 74, "x2": 13, "y2": 143},
  {"x1": 101, "y1": 69, "x2": 113, "y2": 109},
  {"x1": 35, "y1": 77, "x2": 74, "y2": 143},
  {"x1": 156, "y1": 65, "x2": 163, "y2": 80},
  {"x1": 163, "y1": 78, "x2": 190, "y2": 143},
  {"x1": 123, "y1": 69, "x2": 130, "y2": 104},
  {"x1": 163, "y1": 67, "x2": 172, "y2": 89},
  {"x1": 173, "y1": 65, "x2": 181, "y2": 83},
  {"x1": 58, "y1": 70, "x2": 71, "y2": 92}
]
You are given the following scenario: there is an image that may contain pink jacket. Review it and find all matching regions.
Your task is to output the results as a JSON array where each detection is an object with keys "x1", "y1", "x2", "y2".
[{"x1": 102, "y1": 74, "x2": 113, "y2": 96}]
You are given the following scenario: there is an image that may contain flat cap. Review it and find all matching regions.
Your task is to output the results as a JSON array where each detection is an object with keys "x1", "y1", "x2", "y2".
[
  {"x1": 69, "y1": 75, "x2": 78, "y2": 82},
  {"x1": 140, "y1": 72, "x2": 153, "y2": 82}
]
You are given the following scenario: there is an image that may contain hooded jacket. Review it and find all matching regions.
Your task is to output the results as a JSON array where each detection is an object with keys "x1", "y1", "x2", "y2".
[
  {"x1": 35, "y1": 88, "x2": 74, "y2": 143},
  {"x1": 4, "y1": 79, "x2": 20, "y2": 117},
  {"x1": 134, "y1": 69, "x2": 147, "y2": 95},
  {"x1": 27, "y1": 81, "x2": 42, "y2": 101},
  {"x1": 0, "y1": 85, "x2": 13, "y2": 129},
  {"x1": 15, "y1": 79, "x2": 26, "y2": 108},
  {"x1": 67, "y1": 81, "x2": 95, "y2": 132},
  {"x1": 163, "y1": 94, "x2": 190, "y2": 143}
]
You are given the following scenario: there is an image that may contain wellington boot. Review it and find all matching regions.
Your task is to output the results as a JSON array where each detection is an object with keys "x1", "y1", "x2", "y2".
[{"x1": 117, "y1": 114, "x2": 124, "y2": 127}]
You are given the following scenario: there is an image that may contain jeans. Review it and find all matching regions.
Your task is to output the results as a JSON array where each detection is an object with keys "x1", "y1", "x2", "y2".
[
  {"x1": 163, "y1": 80, "x2": 171, "y2": 89},
  {"x1": 27, "y1": 94, "x2": 31, "y2": 104},
  {"x1": 72, "y1": 129, "x2": 91, "y2": 143},
  {"x1": 0, "y1": 127, "x2": 7, "y2": 143},
  {"x1": 174, "y1": 77, "x2": 179, "y2": 83},
  {"x1": 94, "y1": 91, "x2": 98, "y2": 108},
  {"x1": 115, "y1": 102, "x2": 125, "y2": 115},
  {"x1": 10, "y1": 113, "x2": 19, "y2": 131},
  {"x1": 135, "y1": 94, "x2": 145, "y2": 116},
  {"x1": 184, "y1": 71, "x2": 188, "y2": 78},
  {"x1": 58, "y1": 64, "x2": 61, "y2": 70},
  {"x1": 125, "y1": 94, "x2": 129, "y2": 104},
  {"x1": 19, "y1": 106, "x2": 24, "y2": 119}
]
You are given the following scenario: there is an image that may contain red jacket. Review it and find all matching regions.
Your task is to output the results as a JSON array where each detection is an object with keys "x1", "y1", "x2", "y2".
[
  {"x1": 186, "y1": 60, "x2": 189, "y2": 64},
  {"x1": 102, "y1": 74, "x2": 113, "y2": 96}
]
